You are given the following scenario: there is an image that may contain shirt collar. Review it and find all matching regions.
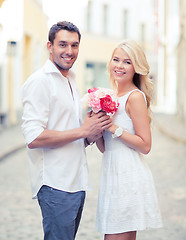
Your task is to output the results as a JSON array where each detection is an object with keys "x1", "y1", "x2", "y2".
[{"x1": 43, "y1": 59, "x2": 75, "y2": 81}]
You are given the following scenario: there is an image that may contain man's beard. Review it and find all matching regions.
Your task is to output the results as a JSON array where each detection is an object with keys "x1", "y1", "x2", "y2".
[{"x1": 54, "y1": 59, "x2": 73, "y2": 72}]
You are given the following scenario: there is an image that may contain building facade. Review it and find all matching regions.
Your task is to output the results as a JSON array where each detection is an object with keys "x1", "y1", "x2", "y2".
[
  {"x1": 155, "y1": 0, "x2": 186, "y2": 124},
  {"x1": 76, "y1": 0, "x2": 157, "y2": 96},
  {"x1": 0, "y1": 0, "x2": 48, "y2": 128},
  {"x1": 0, "y1": 0, "x2": 185, "y2": 128},
  {"x1": 78, "y1": 0, "x2": 186, "y2": 126},
  {"x1": 177, "y1": 0, "x2": 186, "y2": 124},
  {"x1": 155, "y1": 0, "x2": 179, "y2": 113}
]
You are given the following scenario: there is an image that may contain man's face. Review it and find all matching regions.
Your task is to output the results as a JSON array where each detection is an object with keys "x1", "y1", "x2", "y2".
[{"x1": 47, "y1": 30, "x2": 80, "y2": 77}]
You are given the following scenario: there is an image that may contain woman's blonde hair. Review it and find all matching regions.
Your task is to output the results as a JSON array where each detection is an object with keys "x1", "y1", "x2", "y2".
[{"x1": 108, "y1": 40, "x2": 153, "y2": 122}]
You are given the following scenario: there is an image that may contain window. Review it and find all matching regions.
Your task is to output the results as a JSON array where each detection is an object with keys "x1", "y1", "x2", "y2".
[
  {"x1": 140, "y1": 23, "x2": 146, "y2": 43},
  {"x1": 0, "y1": 66, "x2": 2, "y2": 109},
  {"x1": 34, "y1": 41, "x2": 42, "y2": 71},
  {"x1": 86, "y1": 0, "x2": 92, "y2": 32},
  {"x1": 103, "y1": 4, "x2": 108, "y2": 35},
  {"x1": 122, "y1": 9, "x2": 128, "y2": 38},
  {"x1": 84, "y1": 62, "x2": 109, "y2": 93}
]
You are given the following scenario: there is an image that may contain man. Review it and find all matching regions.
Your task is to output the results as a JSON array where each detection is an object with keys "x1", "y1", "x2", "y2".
[{"x1": 21, "y1": 21, "x2": 111, "y2": 240}]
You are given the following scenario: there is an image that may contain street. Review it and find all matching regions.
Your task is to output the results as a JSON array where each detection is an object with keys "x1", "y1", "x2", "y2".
[{"x1": 0, "y1": 125, "x2": 186, "y2": 240}]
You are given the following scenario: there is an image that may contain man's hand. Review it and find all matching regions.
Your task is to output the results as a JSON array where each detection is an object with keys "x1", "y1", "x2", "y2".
[{"x1": 81, "y1": 111, "x2": 112, "y2": 142}]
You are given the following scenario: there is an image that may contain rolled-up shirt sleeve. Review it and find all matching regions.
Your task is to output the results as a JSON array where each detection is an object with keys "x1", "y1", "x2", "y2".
[{"x1": 21, "y1": 75, "x2": 50, "y2": 145}]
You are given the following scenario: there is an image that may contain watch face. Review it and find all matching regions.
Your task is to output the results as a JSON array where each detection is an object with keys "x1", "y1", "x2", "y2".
[
  {"x1": 116, "y1": 127, "x2": 123, "y2": 136},
  {"x1": 112, "y1": 127, "x2": 123, "y2": 138}
]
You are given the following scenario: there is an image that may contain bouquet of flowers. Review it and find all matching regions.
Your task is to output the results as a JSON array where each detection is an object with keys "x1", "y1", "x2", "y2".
[{"x1": 82, "y1": 87, "x2": 119, "y2": 115}]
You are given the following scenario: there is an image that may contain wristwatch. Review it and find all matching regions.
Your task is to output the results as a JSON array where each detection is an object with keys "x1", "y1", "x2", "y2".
[{"x1": 112, "y1": 127, "x2": 123, "y2": 138}]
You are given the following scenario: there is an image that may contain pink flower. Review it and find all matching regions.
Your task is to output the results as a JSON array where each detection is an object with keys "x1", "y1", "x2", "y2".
[
  {"x1": 83, "y1": 87, "x2": 119, "y2": 115},
  {"x1": 88, "y1": 92, "x2": 101, "y2": 113},
  {"x1": 88, "y1": 87, "x2": 98, "y2": 93}
]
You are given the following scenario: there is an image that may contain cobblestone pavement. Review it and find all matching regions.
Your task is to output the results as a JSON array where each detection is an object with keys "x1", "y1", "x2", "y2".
[{"x1": 0, "y1": 125, "x2": 186, "y2": 240}]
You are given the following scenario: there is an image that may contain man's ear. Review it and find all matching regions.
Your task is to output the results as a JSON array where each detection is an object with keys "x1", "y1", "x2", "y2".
[{"x1": 47, "y1": 41, "x2": 52, "y2": 53}]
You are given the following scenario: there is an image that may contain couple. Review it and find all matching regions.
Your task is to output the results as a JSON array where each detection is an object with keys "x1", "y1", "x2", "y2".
[{"x1": 21, "y1": 21, "x2": 162, "y2": 240}]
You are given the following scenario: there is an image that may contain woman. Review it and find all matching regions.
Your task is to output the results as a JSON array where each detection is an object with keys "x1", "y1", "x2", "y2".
[{"x1": 95, "y1": 40, "x2": 162, "y2": 240}]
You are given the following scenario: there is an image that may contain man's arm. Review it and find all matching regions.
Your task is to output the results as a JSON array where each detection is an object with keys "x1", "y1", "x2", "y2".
[{"x1": 28, "y1": 111, "x2": 111, "y2": 149}]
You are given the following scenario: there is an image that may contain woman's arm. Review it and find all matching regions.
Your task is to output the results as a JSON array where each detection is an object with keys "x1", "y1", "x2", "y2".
[{"x1": 107, "y1": 91, "x2": 151, "y2": 154}]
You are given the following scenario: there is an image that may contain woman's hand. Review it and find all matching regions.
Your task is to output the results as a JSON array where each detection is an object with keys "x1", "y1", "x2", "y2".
[{"x1": 106, "y1": 123, "x2": 118, "y2": 134}]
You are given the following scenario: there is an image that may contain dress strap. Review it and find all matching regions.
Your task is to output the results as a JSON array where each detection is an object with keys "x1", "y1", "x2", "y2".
[{"x1": 126, "y1": 89, "x2": 147, "y2": 105}]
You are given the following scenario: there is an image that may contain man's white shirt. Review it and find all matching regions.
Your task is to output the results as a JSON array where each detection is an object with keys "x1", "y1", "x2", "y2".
[{"x1": 21, "y1": 60, "x2": 91, "y2": 198}]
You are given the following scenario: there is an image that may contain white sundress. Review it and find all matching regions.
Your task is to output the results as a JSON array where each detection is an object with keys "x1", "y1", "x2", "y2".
[{"x1": 96, "y1": 89, "x2": 163, "y2": 234}]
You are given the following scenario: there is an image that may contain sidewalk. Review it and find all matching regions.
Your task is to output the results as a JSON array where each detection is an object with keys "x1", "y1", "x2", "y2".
[
  {"x1": 153, "y1": 113, "x2": 186, "y2": 144},
  {"x1": 0, "y1": 123, "x2": 25, "y2": 161},
  {"x1": 0, "y1": 113, "x2": 186, "y2": 161}
]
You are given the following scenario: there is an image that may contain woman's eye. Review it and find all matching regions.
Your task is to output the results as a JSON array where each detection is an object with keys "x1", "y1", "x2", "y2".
[{"x1": 113, "y1": 58, "x2": 119, "y2": 62}]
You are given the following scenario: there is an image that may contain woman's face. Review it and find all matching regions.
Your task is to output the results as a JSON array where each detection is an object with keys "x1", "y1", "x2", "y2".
[{"x1": 109, "y1": 48, "x2": 135, "y2": 85}]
